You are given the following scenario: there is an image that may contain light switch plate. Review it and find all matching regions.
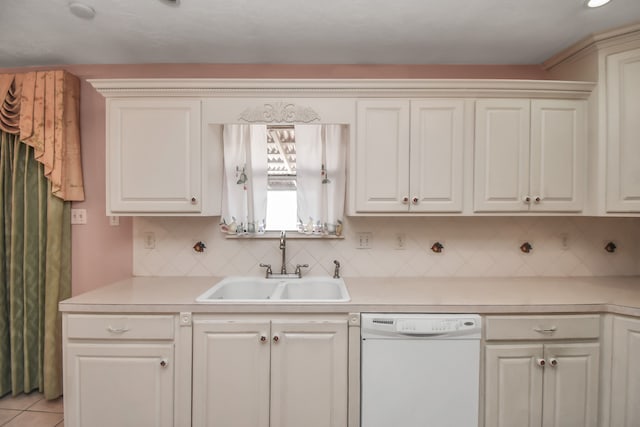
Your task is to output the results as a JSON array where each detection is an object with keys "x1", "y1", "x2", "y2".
[{"x1": 71, "y1": 209, "x2": 87, "y2": 225}]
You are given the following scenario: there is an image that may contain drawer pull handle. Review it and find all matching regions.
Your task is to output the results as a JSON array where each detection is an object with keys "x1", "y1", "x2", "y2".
[
  {"x1": 107, "y1": 326, "x2": 130, "y2": 334},
  {"x1": 533, "y1": 326, "x2": 557, "y2": 334}
]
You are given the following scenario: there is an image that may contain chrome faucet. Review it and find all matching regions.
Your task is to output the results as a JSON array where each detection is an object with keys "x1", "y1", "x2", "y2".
[
  {"x1": 259, "y1": 231, "x2": 308, "y2": 278},
  {"x1": 279, "y1": 230, "x2": 287, "y2": 274},
  {"x1": 333, "y1": 260, "x2": 341, "y2": 278}
]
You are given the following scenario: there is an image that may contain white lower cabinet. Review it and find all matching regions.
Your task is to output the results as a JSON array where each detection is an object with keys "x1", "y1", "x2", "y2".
[
  {"x1": 610, "y1": 316, "x2": 640, "y2": 426},
  {"x1": 192, "y1": 315, "x2": 349, "y2": 427},
  {"x1": 484, "y1": 315, "x2": 600, "y2": 427},
  {"x1": 63, "y1": 314, "x2": 179, "y2": 427}
]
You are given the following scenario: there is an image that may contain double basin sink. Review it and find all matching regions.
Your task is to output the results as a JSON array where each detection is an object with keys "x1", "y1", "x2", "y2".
[{"x1": 196, "y1": 276, "x2": 350, "y2": 303}]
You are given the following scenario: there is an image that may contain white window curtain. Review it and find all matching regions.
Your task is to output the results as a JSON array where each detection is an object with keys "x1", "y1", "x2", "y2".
[
  {"x1": 221, "y1": 124, "x2": 268, "y2": 234},
  {"x1": 295, "y1": 124, "x2": 346, "y2": 235}
]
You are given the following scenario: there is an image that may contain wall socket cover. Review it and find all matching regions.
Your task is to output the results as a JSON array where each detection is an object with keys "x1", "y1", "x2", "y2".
[
  {"x1": 357, "y1": 232, "x2": 372, "y2": 249},
  {"x1": 143, "y1": 232, "x2": 156, "y2": 249}
]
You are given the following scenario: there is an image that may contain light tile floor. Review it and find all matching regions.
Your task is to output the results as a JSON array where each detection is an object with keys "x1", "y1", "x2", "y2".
[{"x1": 0, "y1": 393, "x2": 63, "y2": 427}]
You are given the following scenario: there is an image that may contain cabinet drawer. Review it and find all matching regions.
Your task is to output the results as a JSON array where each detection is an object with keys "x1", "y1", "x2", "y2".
[
  {"x1": 66, "y1": 314, "x2": 175, "y2": 340},
  {"x1": 485, "y1": 315, "x2": 599, "y2": 341}
]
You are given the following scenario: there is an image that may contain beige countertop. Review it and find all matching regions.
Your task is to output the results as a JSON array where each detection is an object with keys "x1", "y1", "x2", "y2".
[{"x1": 59, "y1": 276, "x2": 640, "y2": 316}]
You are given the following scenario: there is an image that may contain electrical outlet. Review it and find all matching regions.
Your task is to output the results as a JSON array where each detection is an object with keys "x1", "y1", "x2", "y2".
[
  {"x1": 559, "y1": 233, "x2": 569, "y2": 250},
  {"x1": 143, "y1": 232, "x2": 156, "y2": 249},
  {"x1": 70, "y1": 208, "x2": 87, "y2": 225},
  {"x1": 357, "y1": 232, "x2": 372, "y2": 249},
  {"x1": 395, "y1": 233, "x2": 406, "y2": 250}
]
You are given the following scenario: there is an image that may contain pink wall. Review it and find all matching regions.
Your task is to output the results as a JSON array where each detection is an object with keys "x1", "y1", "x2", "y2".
[{"x1": 1, "y1": 63, "x2": 550, "y2": 295}]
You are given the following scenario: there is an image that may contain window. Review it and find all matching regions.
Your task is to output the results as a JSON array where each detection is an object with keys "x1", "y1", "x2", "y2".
[
  {"x1": 265, "y1": 126, "x2": 298, "y2": 231},
  {"x1": 220, "y1": 123, "x2": 346, "y2": 237}
]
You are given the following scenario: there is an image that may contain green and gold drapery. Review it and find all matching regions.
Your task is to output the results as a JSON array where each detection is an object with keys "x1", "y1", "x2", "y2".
[
  {"x1": 0, "y1": 70, "x2": 84, "y2": 202},
  {"x1": 0, "y1": 70, "x2": 80, "y2": 400}
]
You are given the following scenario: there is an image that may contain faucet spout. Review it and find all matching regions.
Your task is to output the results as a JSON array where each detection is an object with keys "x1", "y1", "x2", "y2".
[{"x1": 279, "y1": 231, "x2": 287, "y2": 274}]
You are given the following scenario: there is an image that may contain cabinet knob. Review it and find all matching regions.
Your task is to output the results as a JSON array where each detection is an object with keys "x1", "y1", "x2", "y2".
[
  {"x1": 191, "y1": 197, "x2": 197, "y2": 205},
  {"x1": 160, "y1": 359, "x2": 168, "y2": 368},
  {"x1": 523, "y1": 196, "x2": 531, "y2": 204},
  {"x1": 273, "y1": 335, "x2": 280, "y2": 343},
  {"x1": 412, "y1": 197, "x2": 419, "y2": 205},
  {"x1": 536, "y1": 358, "x2": 546, "y2": 367},
  {"x1": 402, "y1": 197, "x2": 409, "y2": 204},
  {"x1": 549, "y1": 358, "x2": 558, "y2": 367},
  {"x1": 260, "y1": 335, "x2": 267, "y2": 343},
  {"x1": 534, "y1": 196, "x2": 541, "y2": 203}
]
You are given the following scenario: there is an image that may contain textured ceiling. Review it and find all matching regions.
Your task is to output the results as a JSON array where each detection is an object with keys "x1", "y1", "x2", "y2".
[{"x1": 1, "y1": 0, "x2": 640, "y2": 68}]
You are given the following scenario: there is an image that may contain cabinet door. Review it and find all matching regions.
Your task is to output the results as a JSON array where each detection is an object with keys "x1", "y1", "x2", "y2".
[
  {"x1": 270, "y1": 320, "x2": 348, "y2": 427},
  {"x1": 192, "y1": 320, "x2": 271, "y2": 427},
  {"x1": 606, "y1": 48, "x2": 640, "y2": 212},
  {"x1": 474, "y1": 99, "x2": 531, "y2": 212},
  {"x1": 610, "y1": 316, "x2": 640, "y2": 427},
  {"x1": 485, "y1": 344, "x2": 544, "y2": 427},
  {"x1": 108, "y1": 98, "x2": 202, "y2": 213},
  {"x1": 65, "y1": 343, "x2": 174, "y2": 427},
  {"x1": 530, "y1": 100, "x2": 586, "y2": 212},
  {"x1": 410, "y1": 99, "x2": 465, "y2": 212},
  {"x1": 542, "y1": 343, "x2": 599, "y2": 427},
  {"x1": 355, "y1": 100, "x2": 410, "y2": 212}
]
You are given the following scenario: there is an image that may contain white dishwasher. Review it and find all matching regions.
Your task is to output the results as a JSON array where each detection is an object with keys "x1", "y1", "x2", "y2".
[{"x1": 360, "y1": 313, "x2": 481, "y2": 427}]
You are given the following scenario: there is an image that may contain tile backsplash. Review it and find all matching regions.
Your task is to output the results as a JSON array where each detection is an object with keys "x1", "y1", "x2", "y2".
[{"x1": 133, "y1": 216, "x2": 640, "y2": 278}]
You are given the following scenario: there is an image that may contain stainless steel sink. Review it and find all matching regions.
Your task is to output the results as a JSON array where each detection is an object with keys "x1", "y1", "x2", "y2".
[{"x1": 195, "y1": 276, "x2": 350, "y2": 303}]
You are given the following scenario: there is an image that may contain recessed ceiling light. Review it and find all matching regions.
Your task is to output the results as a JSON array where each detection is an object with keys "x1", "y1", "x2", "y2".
[
  {"x1": 68, "y1": 2, "x2": 96, "y2": 19},
  {"x1": 587, "y1": 0, "x2": 611, "y2": 8}
]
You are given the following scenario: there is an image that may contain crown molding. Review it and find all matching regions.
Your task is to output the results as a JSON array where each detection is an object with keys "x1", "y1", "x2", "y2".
[
  {"x1": 544, "y1": 22, "x2": 640, "y2": 71},
  {"x1": 89, "y1": 78, "x2": 595, "y2": 99}
]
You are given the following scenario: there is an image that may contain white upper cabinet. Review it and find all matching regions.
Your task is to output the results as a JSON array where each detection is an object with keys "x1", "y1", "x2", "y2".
[
  {"x1": 474, "y1": 99, "x2": 586, "y2": 212},
  {"x1": 91, "y1": 79, "x2": 593, "y2": 216},
  {"x1": 107, "y1": 98, "x2": 213, "y2": 215},
  {"x1": 355, "y1": 99, "x2": 465, "y2": 213},
  {"x1": 410, "y1": 100, "x2": 465, "y2": 212},
  {"x1": 474, "y1": 99, "x2": 531, "y2": 212},
  {"x1": 355, "y1": 100, "x2": 410, "y2": 212},
  {"x1": 606, "y1": 48, "x2": 640, "y2": 212},
  {"x1": 545, "y1": 24, "x2": 640, "y2": 215}
]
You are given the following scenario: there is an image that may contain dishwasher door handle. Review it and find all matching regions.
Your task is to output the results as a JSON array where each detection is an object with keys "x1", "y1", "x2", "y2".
[{"x1": 396, "y1": 332, "x2": 448, "y2": 338}]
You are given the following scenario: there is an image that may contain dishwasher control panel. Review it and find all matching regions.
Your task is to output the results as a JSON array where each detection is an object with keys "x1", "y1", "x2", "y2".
[
  {"x1": 396, "y1": 318, "x2": 477, "y2": 334},
  {"x1": 361, "y1": 314, "x2": 482, "y2": 339}
]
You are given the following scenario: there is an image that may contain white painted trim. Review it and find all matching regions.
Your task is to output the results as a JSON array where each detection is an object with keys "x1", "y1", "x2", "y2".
[
  {"x1": 544, "y1": 22, "x2": 640, "y2": 71},
  {"x1": 89, "y1": 78, "x2": 594, "y2": 99}
]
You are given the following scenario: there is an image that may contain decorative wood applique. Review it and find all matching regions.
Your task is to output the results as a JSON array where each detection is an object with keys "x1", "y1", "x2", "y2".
[{"x1": 238, "y1": 102, "x2": 320, "y2": 123}]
